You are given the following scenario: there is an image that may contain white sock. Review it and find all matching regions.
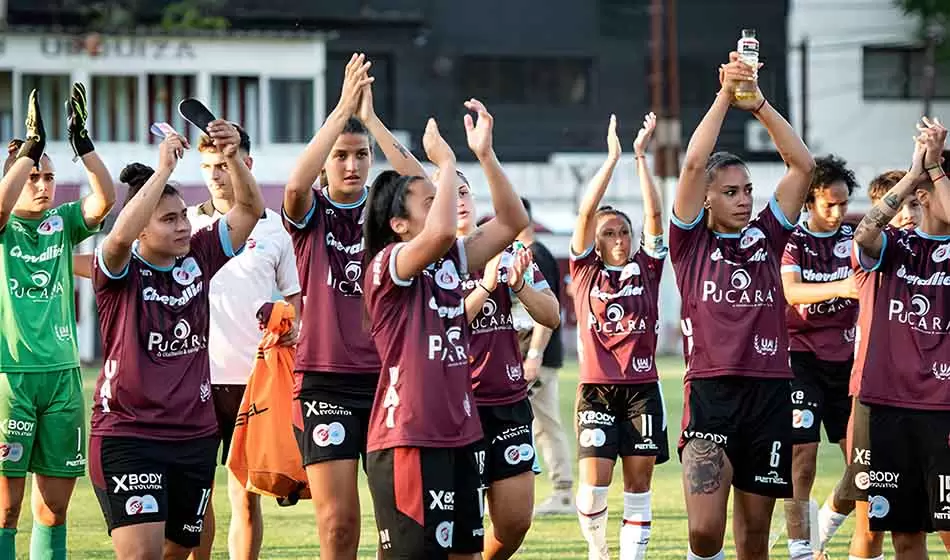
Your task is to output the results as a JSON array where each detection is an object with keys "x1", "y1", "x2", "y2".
[
  {"x1": 620, "y1": 491, "x2": 651, "y2": 560},
  {"x1": 788, "y1": 538, "x2": 813, "y2": 560},
  {"x1": 817, "y1": 502, "x2": 848, "y2": 550},
  {"x1": 848, "y1": 556, "x2": 884, "y2": 560},
  {"x1": 687, "y1": 548, "x2": 725, "y2": 560},
  {"x1": 576, "y1": 484, "x2": 610, "y2": 560}
]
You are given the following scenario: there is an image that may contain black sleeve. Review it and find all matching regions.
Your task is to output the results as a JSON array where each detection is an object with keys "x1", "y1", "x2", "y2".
[{"x1": 531, "y1": 244, "x2": 561, "y2": 297}]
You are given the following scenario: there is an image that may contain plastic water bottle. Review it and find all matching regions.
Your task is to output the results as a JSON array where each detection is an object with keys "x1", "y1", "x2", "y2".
[
  {"x1": 511, "y1": 241, "x2": 534, "y2": 287},
  {"x1": 735, "y1": 28, "x2": 759, "y2": 101}
]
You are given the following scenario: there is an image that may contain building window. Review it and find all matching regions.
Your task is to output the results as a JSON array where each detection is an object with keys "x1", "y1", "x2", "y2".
[
  {"x1": 863, "y1": 46, "x2": 950, "y2": 100},
  {"x1": 270, "y1": 79, "x2": 313, "y2": 143},
  {"x1": 459, "y1": 57, "x2": 591, "y2": 105},
  {"x1": 91, "y1": 76, "x2": 139, "y2": 142},
  {"x1": 21, "y1": 74, "x2": 69, "y2": 141},
  {"x1": 211, "y1": 76, "x2": 260, "y2": 144},
  {"x1": 147, "y1": 75, "x2": 195, "y2": 143}
]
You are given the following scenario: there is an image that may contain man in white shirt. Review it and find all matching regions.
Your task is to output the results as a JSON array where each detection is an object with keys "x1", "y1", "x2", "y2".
[{"x1": 188, "y1": 125, "x2": 302, "y2": 560}]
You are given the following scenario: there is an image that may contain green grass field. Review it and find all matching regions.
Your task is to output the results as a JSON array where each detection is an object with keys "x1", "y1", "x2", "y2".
[{"x1": 11, "y1": 358, "x2": 945, "y2": 558}]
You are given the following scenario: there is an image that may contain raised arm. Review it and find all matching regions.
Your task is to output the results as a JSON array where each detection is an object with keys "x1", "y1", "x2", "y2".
[
  {"x1": 743, "y1": 91, "x2": 815, "y2": 224},
  {"x1": 572, "y1": 115, "x2": 621, "y2": 255},
  {"x1": 634, "y1": 112, "x2": 663, "y2": 239},
  {"x1": 0, "y1": 90, "x2": 45, "y2": 232},
  {"x1": 67, "y1": 82, "x2": 116, "y2": 227},
  {"x1": 207, "y1": 120, "x2": 264, "y2": 249},
  {"x1": 508, "y1": 249, "x2": 560, "y2": 329},
  {"x1": 284, "y1": 53, "x2": 373, "y2": 222},
  {"x1": 920, "y1": 117, "x2": 950, "y2": 211},
  {"x1": 357, "y1": 81, "x2": 426, "y2": 178},
  {"x1": 464, "y1": 252, "x2": 502, "y2": 322},
  {"x1": 99, "y1": 136, "x2": 184, "y2": 275},
  {"x1": 674, "y1": 59, "x2": 743, "y2": 224},
  {"x1": 393, "y1": 119, "x2": 459, "y2": 280},
  {"x1": 461, "y1": 100, "x2": 529, "y2": 272},
  {"x1": 854, "y1": 138, "x2": 924, "y2": 260}
]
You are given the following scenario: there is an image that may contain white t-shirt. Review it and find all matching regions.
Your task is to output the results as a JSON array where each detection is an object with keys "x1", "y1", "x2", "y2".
[{"x1": 188, "y1": 202, "x2": 301, "y2": 385}]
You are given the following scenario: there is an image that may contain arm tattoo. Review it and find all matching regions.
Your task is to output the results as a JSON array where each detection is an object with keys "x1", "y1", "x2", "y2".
[
  {"x1": 393, "y1": 141, "x2": 410, "y2": 160},
  {"x1": 683, "y1": 438, "x2": 726, "y2": 495},
  {"x1": 856, "y1": 192, "x2": 900, "y2": 238}
]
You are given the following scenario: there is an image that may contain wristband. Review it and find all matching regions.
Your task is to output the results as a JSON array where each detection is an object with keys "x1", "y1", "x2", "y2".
[
  {"x1": 526, "y1": 348, "x2": 541, "y2": 360},
  {"x1": 513, "y1": 278, "x2": 527, "y2": 293}
]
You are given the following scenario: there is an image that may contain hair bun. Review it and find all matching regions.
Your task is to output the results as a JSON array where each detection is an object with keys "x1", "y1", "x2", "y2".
[{"x1": 119, "y1": 162, "x2": 155, "y2": 190}]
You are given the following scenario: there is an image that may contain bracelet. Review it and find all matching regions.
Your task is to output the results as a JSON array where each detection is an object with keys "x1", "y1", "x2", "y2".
[
  {"x1": 513, "y1": 278, "x2": 527, "y2": 293},
  {"x1": 635, "y1": 154, "x2": 646, "y2": 159},
  {"x1": 752, "y1": 99, "x2": 767, "y2": 113},
  {"x1": 477, "y1": 283, "x2": 492, "y2": 295},
  {"x1": 926, "y1": 164, "x2": 943, "y2": 172},
  {"x1": 932, "y1": 173, "x2": 947, "y2": 183}
]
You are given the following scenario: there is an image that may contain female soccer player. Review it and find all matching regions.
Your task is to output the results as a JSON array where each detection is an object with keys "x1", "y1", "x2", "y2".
[
  {"x1": 89, "y1": 123, "x2": 262, "y2": 559},
  {"x1": 455, "y1": 168, "x2": 560, "y2": 559},
  {"x1": 670, "y1": 52, "x2": 815, "y2": 559},
  {"x1": 0, "y1": 85, "x2": 115, "y2": 560},
  {"x1": 815, "y1": 170, "x2": 921, "y2": 560},
  {"x1": 852, "y1": 119, "x2": 950, "y2": 559},
  {"x1": 282, "y1": 52, "x2": 429, "y2": 557},
  {"x1": 569, "y1": 112, "x2": 668, "y2": 560},
  {"x1": 780, "y1": 154, "x2": 859, "y2": 558},
  {"x1": 361, "y1": 101, "x2": 528, "y2": 559}
]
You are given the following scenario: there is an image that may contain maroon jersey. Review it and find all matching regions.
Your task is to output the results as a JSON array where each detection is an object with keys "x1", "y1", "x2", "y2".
[
  {"x1": 669, "y1": 198, "x2": 796, "y2": 380},
  {"x1": 849, "y1": 246, "x2": 877, "y2": 396},
  {"x1": 570, "y1": 237, "x2": 666, "y2": 384},
  {"x1": 91, "y1": 219, "x2": 237, "y2": 440},
  {"x1": 463, "y1": 245, "x2": 549, "y2": 406},
  {"x1": 856, "y1": 228, "x2": 950, "y2": 411},
  {"x1": 283, "y1": 188, "x2": 380, "y2": 374},
  {"x1": 364, "y1": 239, "x2": 482, "y2": 450},
  {"x1": 781, "y1": 224, "x2": 858, "y2": 362}
]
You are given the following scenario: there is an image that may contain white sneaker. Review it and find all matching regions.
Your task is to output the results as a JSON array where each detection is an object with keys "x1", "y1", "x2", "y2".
[{"x1": 534, "y1": 490, "x2": 574, "y2": 516}]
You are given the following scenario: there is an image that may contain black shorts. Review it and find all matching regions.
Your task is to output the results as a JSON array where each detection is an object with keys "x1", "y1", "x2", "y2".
[
  {"x1": 367, "y1": 445, "x2": 485, "y2": 559},
  {"x1": 476, "y1": 398, "x2": 540, "y2": 484},
  {"x1": 679, "y1": 376, "x2": 793, "y2": 498},
  {"x1": 865, "y1": 404, "x2": 950, "y2": 533},
  {"x1": 838, "y1": 397, "x2": 871, "y2": 502},
  {"x1": 576, "y1": 382, "x2": 670, "y2": 464},
  {"x1": 212, "y1": 384, "x2": 246, "y2": 465},
  {"x1": 89, "y1": 436, "x2": 217, "y2": 548},
  {"x1": 790, "y1": 351, "x2": 852, "y2": 444},
  {"x1": 293, "y1": 372, "x2": 377, "y2": 468}
]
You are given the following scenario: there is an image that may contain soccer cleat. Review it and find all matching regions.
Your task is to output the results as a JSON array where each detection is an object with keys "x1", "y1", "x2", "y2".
[
  {"x1": 17, "y1": 89, "x2": 46, "y2": 164},
  {"x1": 178, "y1": 97, "x2": 217, "y2": 133},
  {"x1": 66, "y1": 82, "x2": 94, "y2": 160}
]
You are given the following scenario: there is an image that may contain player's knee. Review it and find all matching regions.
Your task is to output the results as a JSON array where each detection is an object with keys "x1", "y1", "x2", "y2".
[
  {"x1": 793, "y1": 457, "x2": 817, "y2": 487},
  {"x1": 318, "y1": 509, "x2": 360, "y2": 549},
  {"x1": 575, "y1": 484, "x2": 608, "y2": 515},
  {"x1": 687, "y1": 527, "x2": 723, "y2": 557},
  {"x1": 494, "y1": 510, "x2": 532, "y2": 543},
  {"x1": 0, "y1": 503, "x2": 20, "y2": 528},
  {"x1": 891, "y1": 532, "x2": 927, "y2": 555},
  {"x1": 734, "y1": 523, "x2": 770, "y2": 556}
]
